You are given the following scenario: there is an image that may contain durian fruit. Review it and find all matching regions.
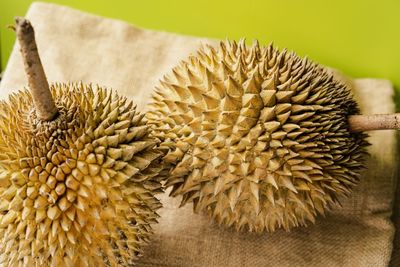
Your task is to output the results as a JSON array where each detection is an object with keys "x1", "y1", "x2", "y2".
[
  {"x1": 146, "y1": 40, "x2": 371, "y2": 232},
  {"x1": 0, "y1": 18, "x2": 163, "y2": 266}
]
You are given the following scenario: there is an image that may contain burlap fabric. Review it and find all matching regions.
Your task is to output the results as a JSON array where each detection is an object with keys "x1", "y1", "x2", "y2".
[{"x1": 0, "y1": 3, "x2": 398, "y2": 266}]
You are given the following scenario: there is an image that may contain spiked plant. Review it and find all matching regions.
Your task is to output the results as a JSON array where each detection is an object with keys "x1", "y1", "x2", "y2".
[
  {"x1": 146, "y1": 40, "x2": 373, "y2": 232},
  {"x1": 0, "y1": 18, "x2": 163, "y2": 266}
]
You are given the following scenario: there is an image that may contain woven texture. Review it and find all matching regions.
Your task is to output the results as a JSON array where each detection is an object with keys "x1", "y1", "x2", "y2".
[{"x1": 0, "y1": 3, "x2": 398, "y2": 266}]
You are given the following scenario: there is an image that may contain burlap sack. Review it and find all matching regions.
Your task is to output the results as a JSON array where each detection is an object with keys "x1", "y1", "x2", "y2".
[{"x1": 0, "y1": 2, "x2": 398, "y2": 266}]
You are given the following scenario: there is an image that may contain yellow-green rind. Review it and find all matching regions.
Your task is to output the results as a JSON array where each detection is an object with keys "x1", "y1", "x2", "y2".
[
  {"x1": 0, "y1": 83, "x2": 163, "y2": 266},
  {"x1": 147, "y1": 40, "x2": 368, "y2": 232}
]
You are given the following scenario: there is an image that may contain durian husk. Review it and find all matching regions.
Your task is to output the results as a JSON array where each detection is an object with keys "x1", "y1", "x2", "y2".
[
  {"x1": 0, "y1": 83, "x2": 164, "y2": 266},
  {"x1": 146, "y1": 40, "x2": 369, "y2": 232}
]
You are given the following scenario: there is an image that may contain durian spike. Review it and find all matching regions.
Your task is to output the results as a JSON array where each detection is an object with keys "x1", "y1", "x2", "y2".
[
  {"x1": 348, "y1": 114, "x2": 400, "y2": 132},
  {"x1": 15, "y1": 17, "x2": 58, "y2": 121}
]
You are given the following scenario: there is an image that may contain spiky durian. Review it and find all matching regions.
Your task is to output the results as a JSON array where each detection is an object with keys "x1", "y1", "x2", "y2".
[
  {"x1": 0, "y1": 83, "x2": 164, "y2": 266},
  {"x1": 0, "y1": 18, "x2": 163, "y2": 266},
  {"x1": 146, "y1": 40, "x2": 369, "y2": 232}
]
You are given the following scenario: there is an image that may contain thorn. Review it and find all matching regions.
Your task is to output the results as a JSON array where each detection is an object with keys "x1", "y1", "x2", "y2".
[{"x1": 7, "y1": 24, "x2": 16, "y2": 31}]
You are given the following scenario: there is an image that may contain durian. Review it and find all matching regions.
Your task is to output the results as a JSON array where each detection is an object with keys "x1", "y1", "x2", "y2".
[
  {"x1": 0, "y1": 18, "x2": 163, "y2": 266},
  {"x1": 147, "y1": 40, "x2": 371, "y2": 232}
]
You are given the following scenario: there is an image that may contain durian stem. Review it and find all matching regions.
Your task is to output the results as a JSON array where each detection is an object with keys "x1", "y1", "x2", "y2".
[
  {"x1": 15, "y1": 17, "x2": 58, "y2": 121},
  {"x1": 348, "y1": 114, "x2": 400, "y2": 132}
]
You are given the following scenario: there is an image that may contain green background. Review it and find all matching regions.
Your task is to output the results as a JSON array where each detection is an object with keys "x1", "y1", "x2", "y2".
[{"x1": 0, "y1": 0, "x2": 399, "y2": 91}]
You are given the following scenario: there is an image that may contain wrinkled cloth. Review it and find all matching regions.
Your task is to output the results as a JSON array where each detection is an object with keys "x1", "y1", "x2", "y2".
[{"x1": 0, "y1": 2, "x2": 398, "y2": 266}]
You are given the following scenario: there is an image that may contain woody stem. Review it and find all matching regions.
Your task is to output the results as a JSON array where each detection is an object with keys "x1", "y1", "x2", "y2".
[{"x1": 15, "y1": 17, "x2": 58, "y2": 121}]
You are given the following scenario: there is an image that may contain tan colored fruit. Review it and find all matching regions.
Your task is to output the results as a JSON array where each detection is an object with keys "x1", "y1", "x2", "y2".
[
  {"x1": 0, "y1": 18, "x2": 163, "y2": 266},
  {"x1": 0, "y1": 83, "x2": 164, "y2": 266},
  {"x1": 147, "y1": 40, "x2": 369, "y2": 232}
]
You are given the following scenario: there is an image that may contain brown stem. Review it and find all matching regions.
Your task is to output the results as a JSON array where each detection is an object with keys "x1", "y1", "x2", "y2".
[
  {"x1": 348, "y1": 114, "x2": 400, "y2": 132},
  {"x1": 15, "y1": 17, "x2": 58, "y2": 121}
]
